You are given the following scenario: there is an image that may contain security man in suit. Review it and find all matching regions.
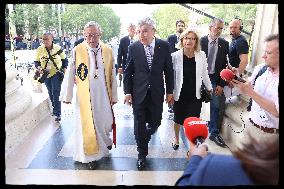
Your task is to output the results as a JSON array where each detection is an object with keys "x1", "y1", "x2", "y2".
[
  {"x1": 200, "y1": 18, "x2": 229, "y2": 147},
  {"x1": 123, "y1": 17, "x2": 174, "y2": 170},
  {"x1": 167, "y1": 20, "x2": 186, "y2": 53},
  {"x1": 167, "y1": 19, "x2": 186, "y2": 113},
  {"x1": 117, "y1": 23, "x2": 136, "y2": 74}
]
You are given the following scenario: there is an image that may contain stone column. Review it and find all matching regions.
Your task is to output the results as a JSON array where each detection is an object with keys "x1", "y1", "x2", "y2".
[{"x1": 248, "y1": 4, "x2": 278, "y2": 71}]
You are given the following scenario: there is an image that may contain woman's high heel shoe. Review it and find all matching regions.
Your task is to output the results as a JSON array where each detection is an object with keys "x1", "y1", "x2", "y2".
[{"x1": 172, "y1": 142, "x2": 179, "y2": 150}]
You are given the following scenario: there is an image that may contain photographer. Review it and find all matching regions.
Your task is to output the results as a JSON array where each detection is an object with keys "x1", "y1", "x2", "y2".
[{"x1": 34, "y1": 32, "x2": 68, "y2": 122}]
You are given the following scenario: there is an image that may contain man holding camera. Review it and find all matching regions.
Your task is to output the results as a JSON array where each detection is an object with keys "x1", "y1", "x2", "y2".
[{"x1": 34, "y1": 32, "x2": 68, "y2": 122}]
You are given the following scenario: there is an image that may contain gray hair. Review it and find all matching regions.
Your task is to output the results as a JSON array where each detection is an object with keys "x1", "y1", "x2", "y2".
[
  {"x1": 42, "y1": 32, "x2": 54, "y2": 39},
  {"x1": 84, "y1": 21, "x2": 102, "y2": 34},
  {"x1": 209, "y1": 18, "x2": 224, "y2": 27},
  {"x1": 137, "y1": 17, "x2": 156, "y2": 30}
]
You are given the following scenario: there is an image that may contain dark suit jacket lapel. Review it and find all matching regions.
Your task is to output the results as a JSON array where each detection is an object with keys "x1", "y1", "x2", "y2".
[
  {"x1": 215, "y1": 39, "x2": 224, "y2": 67},
  {"x1": 126, "y1": 37, "x2": 130, "y2": 47},
  {"x1": 137, "y1": 41, "x2": 149, "y2": 70},
  {"x1": 153, "y1": 39, "x2": 160, "y2": 64},
  {"x1": 203, "y1": 37, "x2": 209, "y2": 55}
]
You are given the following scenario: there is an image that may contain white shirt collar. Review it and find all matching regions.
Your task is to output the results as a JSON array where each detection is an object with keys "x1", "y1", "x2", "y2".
[
  {"x1": 144, "y1": 37, "x2": 155, "y2": 49},
  {"x1": 87, "y1": 43, "x2": 101, "y2": 52},
  {"x1": 208, "y1": 35, "x2": 218, "y2": 44}
]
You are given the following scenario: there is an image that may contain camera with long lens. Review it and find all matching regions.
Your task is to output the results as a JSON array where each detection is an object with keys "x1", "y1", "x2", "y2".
[{"x1": 34, "y1": 69, "x2": 49, "y2": 83}]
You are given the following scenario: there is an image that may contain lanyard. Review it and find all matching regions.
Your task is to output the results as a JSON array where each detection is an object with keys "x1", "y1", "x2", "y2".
[{"x1": 93, "y1": 47, "x2": 101, "y2": 79}]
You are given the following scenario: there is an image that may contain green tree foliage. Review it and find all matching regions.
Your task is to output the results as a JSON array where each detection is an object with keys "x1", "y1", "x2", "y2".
[
  {"x1": 62, "y1": 4, "x2": 121, "y2": 42},
  {"x1": 199, "y1": 4, "x2": 257, "y2": 34},
  {"x1": 8, "y1": 4, "x2": 121, "y2": 42},
  {"x1": 152, "y1": 4, "x2": 190, "y2": 39},
  {"x1": 9, "y1": 4, "x2": 25, "y2": 35},
  {"x1": 40, "y1": 4, "x2": 58, "y2": 33}
]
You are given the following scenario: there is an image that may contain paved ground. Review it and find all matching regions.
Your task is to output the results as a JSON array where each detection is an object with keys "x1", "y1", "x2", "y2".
[{"x1": 5, "y1": 51, "x2": 232, "y2": 185}]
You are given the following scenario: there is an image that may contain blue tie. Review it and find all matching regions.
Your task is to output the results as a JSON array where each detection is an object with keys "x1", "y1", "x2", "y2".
[{"x1": 146, "y1": 45, "x2": 153, "y2": 69}]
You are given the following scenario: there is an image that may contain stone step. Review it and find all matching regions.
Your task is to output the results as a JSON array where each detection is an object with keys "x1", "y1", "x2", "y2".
[{"x1": 5, "y1": 85, "x2": 51, "y2": 156}]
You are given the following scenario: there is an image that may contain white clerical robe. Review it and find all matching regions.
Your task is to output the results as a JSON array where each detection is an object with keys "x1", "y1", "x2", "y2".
[{"x1": 61, "y1": 44, "x2": 118, "y2": 163}]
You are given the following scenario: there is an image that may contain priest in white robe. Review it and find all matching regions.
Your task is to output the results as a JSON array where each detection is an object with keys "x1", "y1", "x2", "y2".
[{"x1": 63, "y1": 21, "x2": 118, "y2": 163}]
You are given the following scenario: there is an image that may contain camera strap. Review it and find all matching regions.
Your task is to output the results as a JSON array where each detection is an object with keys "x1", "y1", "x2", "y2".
[{"x1": 45, "y1": 47, "x2": 62, "y2": 72}]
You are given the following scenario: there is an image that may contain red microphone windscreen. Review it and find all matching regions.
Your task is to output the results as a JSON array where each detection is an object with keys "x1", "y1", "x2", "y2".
[
  {"x1": 183, "y1": 117, "x2": 208, "y2": 143},
  {"x1": 220, "y1": 69, "x2": 235, "y2": 82}
]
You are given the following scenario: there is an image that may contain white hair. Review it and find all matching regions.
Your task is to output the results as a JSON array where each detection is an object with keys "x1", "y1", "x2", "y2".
[
  {"x1": 84, "y1": 21, "x2": 102, "y2": 33},
  {"x1": 137, "y1": 17, "x2": 156, "y2": 30}
]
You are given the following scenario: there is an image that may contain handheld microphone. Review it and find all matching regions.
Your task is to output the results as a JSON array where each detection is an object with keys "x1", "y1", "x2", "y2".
[
  {"x1": 183, "y1": 117, "x2": 208, "y2": 147},
  {"x1": 220, "y1": 68, "x2": 246, "y2": 83}
]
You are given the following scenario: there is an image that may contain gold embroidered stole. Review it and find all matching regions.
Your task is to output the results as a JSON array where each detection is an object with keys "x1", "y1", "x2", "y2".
[
  {"x1": 75, "y1": 41, "x2": 114, "y2": 155},
  {"x1": 75, "y1": 42, "x2": 98, "y2": 155}
]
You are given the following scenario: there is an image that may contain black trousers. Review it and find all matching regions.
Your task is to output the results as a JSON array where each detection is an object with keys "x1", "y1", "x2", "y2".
[{"x1": 133, "y1": 90, "x2": 163, "y2": 159}]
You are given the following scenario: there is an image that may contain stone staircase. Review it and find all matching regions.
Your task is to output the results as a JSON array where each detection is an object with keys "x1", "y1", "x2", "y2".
[{"x1": 5, "y1": 63, "x2": 50, "y2": 156}]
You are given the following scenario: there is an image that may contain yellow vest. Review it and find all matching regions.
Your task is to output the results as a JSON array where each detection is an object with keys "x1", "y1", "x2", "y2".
[
  {"x1": 35, "y1": 44, "x2": 66, "y2": 77},
  {"x1": 75, "y1": 41, "x2": 114, "y2": 155}
]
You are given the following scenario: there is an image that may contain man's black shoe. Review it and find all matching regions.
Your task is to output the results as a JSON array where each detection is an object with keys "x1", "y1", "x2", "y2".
[
  {"x1": 209, "y1": 135, "x2": 226, "y2": 147},
  {"x1": 136, "y1": 158, "x2": 146, "y2": 170},
  {"x1": 107, "y1": 145, "x2": 112, "y2": 150},
  {"x1": 55, "y1": 116, "x2": 61, "y2": 122},
  {"x1": 216, "y1": 135, "x2": 226, "y2": 146}
]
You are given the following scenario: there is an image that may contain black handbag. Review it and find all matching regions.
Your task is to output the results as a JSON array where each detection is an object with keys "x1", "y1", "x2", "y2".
[{"x1": 200, "y1": 82, "x2": 212, "y2": 103}]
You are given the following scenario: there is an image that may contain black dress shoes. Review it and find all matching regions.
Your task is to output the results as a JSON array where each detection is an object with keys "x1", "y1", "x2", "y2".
[
  {"x1": 107, "y1": 145, "x2": 112, "y2": 150},
  {"x1": 216, "y1": 135, "x2": 226, "y2": 146},
  {"x1": 136, "y1": 158, "x2": 146, "y2": 170},
  {"x1": 209, "y1": 135, "x2": 226, "y2": 147}
]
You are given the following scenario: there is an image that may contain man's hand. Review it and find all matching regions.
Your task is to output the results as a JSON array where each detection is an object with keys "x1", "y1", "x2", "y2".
[
  {"x1": 118, "y1": 68, "x2": 123, "y2": 74},
  {"x1": 231, "y1": 79, "x2": 253, "y2": 96},
  {"x1": 186, "y1": 142, "x2": 208, "y2": 160},
  {"x1": 215, "y1": 85, "x2": 223, "y2": 96},
  {"x1": 124, "y1": 94, "x2": 132, "y2": 106},
  {"x1": 166, "y1": 94, "x2": 174, "y2": 105}
]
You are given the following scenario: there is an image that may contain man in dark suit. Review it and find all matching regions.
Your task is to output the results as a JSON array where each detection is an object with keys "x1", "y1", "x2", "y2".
[
  {"x1": 167, "y1": 20, "x2": 186, "y2": 53},
  {"x1": 200, "y1": 18, "x2": 229, "y2": 147},
  {"x1": 117, "y1": 23, "x2": 136, "y2": 74},
  {"x1": 74, "y1": 37, "x2": 84, "y2": 47},
  {"x1": 123, "y1": 17, "x2": 174, "y2": 170},
  {"x1": 166, "y1": 19, "x2": 186, "y2": 113}
]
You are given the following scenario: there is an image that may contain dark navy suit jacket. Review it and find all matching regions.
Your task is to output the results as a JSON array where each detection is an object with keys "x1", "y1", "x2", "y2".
[
  {"x1": 175, "y1": 154, "x2": 253, "y2": 186},
  {"x1": 123, "y1": 38, "x2": 174, "y2": 107},
  {"x1": 167, "y1": 34, "x2": 179, "y2": 53},
  {"x1": 200, "y1": 36, "x2": 229, "y2": 87},
  {"x1": 117, "y1": 36, "x2": 131, "y2": 71}
]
